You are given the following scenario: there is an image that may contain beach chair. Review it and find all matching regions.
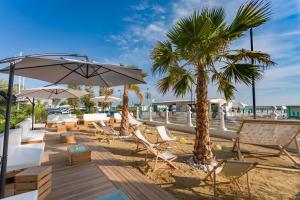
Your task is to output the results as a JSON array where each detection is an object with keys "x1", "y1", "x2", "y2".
[
  {"x1": 92, "y1": 122, "x2": 117, "y2": 143},
  {"x1": 155, "y1": 126, "x2": 176, "y2": 145},
  {"x1": 128, "y1": 113, "x2": 142, "y2": 127},
  {"x1": 203, "y1": 160, "x2": 257, "y2": 199},
  {"x1": 134, "y1": 129, "x2": 177, "y2": 171},
  {"x1": 232, "y1": 119, "x2": 300, "y2": 166}
]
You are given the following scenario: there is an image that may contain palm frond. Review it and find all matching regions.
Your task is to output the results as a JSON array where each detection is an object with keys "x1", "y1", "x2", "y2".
[
  {"x1": 212, "y1": 71, "x2": 236, "y2": 100},
  {"x1": 151, "y1": 41, "x2": 177, "y2": 75},
  {"x1": 223, "y1": 49, "x2": 276, "y2": 69},
  {"x1": 227, "y1": 0, "x2": 271, "y2": 39},
  {"x1": 157, "y1": 67, "x2": 194, "y2": 97},
  {"x1": 221, "y1": 63, "x2": 262, "y2": 86},
  {"x1": 128, "y1": 84, "x2": 144, "y2": 104}
]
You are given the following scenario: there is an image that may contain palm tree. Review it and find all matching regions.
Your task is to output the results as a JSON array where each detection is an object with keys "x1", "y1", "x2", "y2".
[
  {"x1": 151, "y1": 0, "x2": 275, "y2": 164},
  {"x1": 99, "y1": 87, "x2": 114, "y2": 110},
  {"x1": 120, "y1": 68, "x2": 146, "y2": 136},
  {"x1": 67, "y1": 84, "x2": 81, "y2": 109}
]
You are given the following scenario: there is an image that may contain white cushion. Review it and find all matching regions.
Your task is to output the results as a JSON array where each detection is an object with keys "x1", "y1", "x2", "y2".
[
  {"x1": 5, "y1": 143, "x2": 45, "y2": 172},
  {"x1": 3, "y1": 190, "x2": 38, "y2": 200}
]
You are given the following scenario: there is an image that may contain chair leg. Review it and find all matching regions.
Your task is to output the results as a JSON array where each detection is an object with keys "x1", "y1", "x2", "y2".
[
  {"x1": 247, "y1": 172, "x2": 251, "y2": 200},
  {"x1": 154, "y1": 154, "x2": 159, "y2": 171},
  {"x1": 232, "y1": 139, "x2": 237, "y2": 152},
  {"x1": 281, "y1": 146, "x2": 300, "y2": 165},
  {"x1": 213, "y1": 171, "x2": 217, "y2": 199},
  {"x1": 294, "y1": 138, "x2": 300, "y2": 161},
  {"x1": 237, "y1": 140, "x2": 243, "y2": 160}
]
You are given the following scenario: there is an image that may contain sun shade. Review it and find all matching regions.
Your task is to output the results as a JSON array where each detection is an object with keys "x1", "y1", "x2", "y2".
[
  {"x1": 0, "y1": 57, "x2": 146, "y2": 86},
  {"x1": 18, "y1": 85, "x2": 88, "y2": 99}
]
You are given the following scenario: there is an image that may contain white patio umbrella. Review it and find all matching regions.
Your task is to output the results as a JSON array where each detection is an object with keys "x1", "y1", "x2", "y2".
[
  {"x1": 18, "y1": 85, "x2": 88, "y2": 129},
  {"x1": 92, "y1": 96, "x2": 121, "y2": 103},
  {"x1": 0, "y1": 53, "x2": 146, "y2": 196},
  {"x1": 92, "y1": 95, "x2": 122, "y2": 112}
]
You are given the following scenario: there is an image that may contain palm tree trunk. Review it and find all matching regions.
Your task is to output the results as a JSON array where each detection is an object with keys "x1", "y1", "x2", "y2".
[
  {"x1": 193, "y1": 65, "x2": 214, "y2": 164},
  {"x1": 120, "y1": 84, "x2": 130, "y2": 136}
]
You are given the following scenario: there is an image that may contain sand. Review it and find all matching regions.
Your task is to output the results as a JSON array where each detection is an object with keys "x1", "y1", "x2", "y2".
[{"x1": 90, "y1": 126, "x2": 300, "y2": 200}]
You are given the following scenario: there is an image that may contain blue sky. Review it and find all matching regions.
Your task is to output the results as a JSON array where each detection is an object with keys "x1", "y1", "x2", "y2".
[{"x1": 0, "y1": 0, "x2": 300, "y2": 105}]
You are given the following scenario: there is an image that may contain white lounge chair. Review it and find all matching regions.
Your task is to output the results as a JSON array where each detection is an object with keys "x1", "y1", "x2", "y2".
[
  {"x1": 233, "y1": 119, "x2": 300, "y2": 166},
  {"x1": 3, "y1": 190, "x2": 38, "y2": 200},
  {"x1": 134, "y1": 129, "x2": 177, "y2": 171},
  {"x1": 155, "y1": 126, "x2": 176, "y2": 144},
  {"x1": 203, "y1": 160, "x2": 257, "y2": 199}
]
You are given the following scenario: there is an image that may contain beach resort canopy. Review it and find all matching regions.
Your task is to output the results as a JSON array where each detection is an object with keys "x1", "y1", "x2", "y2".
[
  {"x1": 18, "y1": 85, "x2": 88, "y2": 130},
  {"x1": 92, "y1": 96, "x2": 121, "y2": 103},
  {"x1": 0, "y1": 53, "x2": 146, "y2": 197}
]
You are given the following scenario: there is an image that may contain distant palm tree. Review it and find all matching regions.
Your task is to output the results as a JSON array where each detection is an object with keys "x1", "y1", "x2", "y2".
[
  {"x1": 151, "y1": 0, "x2": 275, "y2": 164},
  {"x1": 120, "y1": 67, "x2": 146, "y2": 136},
  {"x1": 99, "y1": 87, "x2": 114, "y2": 109}
]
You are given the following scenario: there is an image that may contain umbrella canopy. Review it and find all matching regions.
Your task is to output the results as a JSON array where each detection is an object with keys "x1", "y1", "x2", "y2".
[
  {"x1": 237, "y1": 102, "x2": 248, "y2": 108},
  {"x1": 92, "y1": 96, "x2": 121, "y2": 103},
  {"x1": 18, "y1": 85, "x2": 88, "y2": 99},
  {"x1": 0, "y1": 57, "x2": 145, "y2": 86}
]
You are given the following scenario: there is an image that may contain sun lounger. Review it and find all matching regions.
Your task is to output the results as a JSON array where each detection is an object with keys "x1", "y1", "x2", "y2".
[
  {"x1": 95, "y1": 190, "x2": 130, "y2": 200},
  {"x1": 155, "y1": 126, "x2": 176, "y2": 145},
  {"x1": 0, "y1": 128, "x2": 45, "y2": 173},
  {"x1": 232, "y1": 119, "x2": 300, "y2": 166},
  {"x1": 134, "y1": 129, "x2": 177, "y2": 171},
  {"x1": 203, "y1": 160, "x2": 257, "y2": 199},
  {"x1": 92, "y1": 122, "x2": 117, "y2": 143},
  {"x1": 2, "y1": 190, "x2": 38, "y2": 200}
]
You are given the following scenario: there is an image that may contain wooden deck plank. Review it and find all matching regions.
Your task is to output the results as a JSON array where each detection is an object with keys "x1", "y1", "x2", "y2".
[
  {"x1": 42, "y1": 131, "x2": 176, "y2": 200},
  {"x1": 77, "y1": 134, "x2": 177, "y2": 200}
]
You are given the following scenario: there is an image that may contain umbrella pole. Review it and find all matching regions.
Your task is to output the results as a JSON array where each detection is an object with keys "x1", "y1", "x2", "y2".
[
  {"x1": 32, "y1": 97, "x2": 35, "y2": 130},
  {"x1": 0, "y1": 63, "x2": 15, "y2": 197}
]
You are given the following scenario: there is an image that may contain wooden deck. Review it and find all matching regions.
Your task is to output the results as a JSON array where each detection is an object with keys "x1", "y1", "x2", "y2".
[{"x1": 42, "y1": 131, "x2": 176, "y2": 200}]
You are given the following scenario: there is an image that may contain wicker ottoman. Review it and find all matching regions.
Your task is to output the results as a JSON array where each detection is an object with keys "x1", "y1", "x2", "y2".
[{"x1": 60, "y1": 132, "x2": 76, "y2": 143}]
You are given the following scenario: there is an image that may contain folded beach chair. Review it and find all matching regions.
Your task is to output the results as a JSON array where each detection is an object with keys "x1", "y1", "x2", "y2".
[
  {"x1": 155, "y1": 126, "x2": 176, "y2": 145},
  {"x1": 203, "y1": 160, "x2": 257, "y2": 199},
  {"x1": 134, "y1": 129, "x2": 177, "y2": 171}
]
